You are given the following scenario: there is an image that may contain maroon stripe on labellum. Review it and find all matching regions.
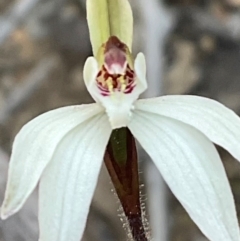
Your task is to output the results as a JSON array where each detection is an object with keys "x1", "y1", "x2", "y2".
[
  {"x1": 96, "y1": 66, "x2": 136, "y2": 95},
  {"x1": 124, "y1": 85, "x2": 136, "y2": 94}
]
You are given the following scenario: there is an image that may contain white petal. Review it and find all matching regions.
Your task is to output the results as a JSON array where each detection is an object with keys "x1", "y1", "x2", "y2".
[
  {"x1": 39, "y1": 113, "x2": 111, "y2": 241},
  {"x1": 134, "y1": 52, "x2": 147, "y2": 91},
  {"x1": 136, "y1": 95, "x2": 240, "y2": 161},
  {"x1": 1, "y1": 104, "x2": 103, "y2": 219},
  {"x1": 83, "y1": 53, "x2": 147, "y2": 129},
  {"x1": 83, "y1": 56, "x2": 99, "y2": 103},
  {"x1": 129, "y1": 111, "x2": 240, "y2": 241}
]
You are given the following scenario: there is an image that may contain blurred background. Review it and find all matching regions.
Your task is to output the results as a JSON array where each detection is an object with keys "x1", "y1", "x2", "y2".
[{"x1": 0, "y1": 0, "x2": 240, "y2": 240}]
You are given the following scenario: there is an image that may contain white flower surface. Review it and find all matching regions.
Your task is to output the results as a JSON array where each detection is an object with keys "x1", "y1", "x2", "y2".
[
  {"x1": 1, "y1": 47, "x2": 240, "y2": 241},
  {"x1": 1, "y1": 0, "x2": 240, "y2": 240}
]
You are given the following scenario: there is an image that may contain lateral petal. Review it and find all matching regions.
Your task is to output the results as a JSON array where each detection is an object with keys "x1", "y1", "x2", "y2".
[
  {"x1": 129, "y1": 111, "x2": 240, "y2": 241},
  {"x1": 1, "y1": 104, "x2": 103, "y2": 219},
  {"x1": 136, "y1": 95, "x2": 240, "y2": 161},
  {"x1": 38, "y1": 114, "x2": 111, "y2": 241}
]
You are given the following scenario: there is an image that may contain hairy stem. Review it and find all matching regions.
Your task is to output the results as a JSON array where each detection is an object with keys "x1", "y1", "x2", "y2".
[{"x1": 104, "y1": 128, "x2": 150, "y2": 241}]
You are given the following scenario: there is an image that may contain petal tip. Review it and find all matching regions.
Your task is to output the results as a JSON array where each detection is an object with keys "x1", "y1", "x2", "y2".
[
  {"x1": 0, "y1": 206, "x2": 11, "y2": 220},
  {"x1": 0, "y1": 196, "x2": 22, "y2": 220},
  {"x1": 1, "y1": 213, "x2": 9, "y2": 220},
  {"x1": 0, "y1": 205, "x2": 19, "y2": 219}
]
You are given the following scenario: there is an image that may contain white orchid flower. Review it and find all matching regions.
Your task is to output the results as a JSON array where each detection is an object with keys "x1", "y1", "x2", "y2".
[{"x1": 1, "y1": 0, "x2": 240, "y2": 241}]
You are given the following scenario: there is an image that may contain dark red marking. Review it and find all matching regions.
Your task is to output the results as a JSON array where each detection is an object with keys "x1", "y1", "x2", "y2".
[
  {"x1": 104, "y1": 128, "x2": 149, "y2": 241},
  {"x1": 97, "y1": 70, "x2": 102, "y2": 77},
  {"x1": 95, "y1": 37, "x2": 136, "y2": 96}
]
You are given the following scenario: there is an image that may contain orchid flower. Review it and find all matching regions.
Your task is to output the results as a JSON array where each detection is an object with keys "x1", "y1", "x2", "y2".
[{"x1": 1, "y1": 0, "x2": 240, "y2": 241}]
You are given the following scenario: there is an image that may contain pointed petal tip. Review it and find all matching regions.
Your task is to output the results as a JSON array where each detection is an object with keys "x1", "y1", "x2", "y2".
[
  {"x1": 0, "y1": 194, "x2": 23, "y2": 220},
  {"x1": 0, "y1": 206, "x2": 12, "y2": 220},
  {"x1": 1, "y1": 212, "x2": 9, "y2": 220}
]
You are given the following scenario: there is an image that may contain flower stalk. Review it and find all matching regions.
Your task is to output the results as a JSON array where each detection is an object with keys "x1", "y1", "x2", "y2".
[{"x1": 104, "y1": 128, "x2": 149, "y2": 241}]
